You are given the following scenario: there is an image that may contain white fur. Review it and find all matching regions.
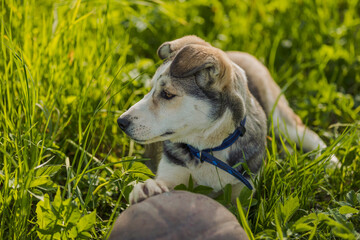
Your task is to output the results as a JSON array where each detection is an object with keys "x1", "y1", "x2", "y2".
[
  {"x1": 123, "y1": 42, "x2": 338, "y2": 204},
  {"x1": 120, "y1": 60, "x2": 236, "y2": 149},
  {"x1": 156, "y1": 110, "x2": 242, "y2": 192}
]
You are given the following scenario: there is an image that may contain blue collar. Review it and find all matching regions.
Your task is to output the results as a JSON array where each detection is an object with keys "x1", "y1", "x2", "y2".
[{"x1": 187, "y1": 117, "x2": 253, "y2": 190}]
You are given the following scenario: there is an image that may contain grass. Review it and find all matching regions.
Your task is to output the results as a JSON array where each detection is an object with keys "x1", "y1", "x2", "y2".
[{"x1": 0, "y1": 0, "x2": 359, "y2": 239}]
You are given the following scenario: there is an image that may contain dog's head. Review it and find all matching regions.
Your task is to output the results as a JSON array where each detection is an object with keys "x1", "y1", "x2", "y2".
[{"x1": 118, "y1": 36, "x2": 248, "y2": 146}]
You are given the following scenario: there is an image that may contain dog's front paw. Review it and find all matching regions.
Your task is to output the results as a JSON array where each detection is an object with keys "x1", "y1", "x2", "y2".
[{"x1": 129, "y1": 179, "x2": 169, "y2": 205}]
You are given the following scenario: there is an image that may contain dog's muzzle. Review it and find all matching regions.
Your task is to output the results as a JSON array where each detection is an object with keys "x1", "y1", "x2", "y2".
[{"x1": 117, "y1": 117, "x2": 131, "y2": 131}]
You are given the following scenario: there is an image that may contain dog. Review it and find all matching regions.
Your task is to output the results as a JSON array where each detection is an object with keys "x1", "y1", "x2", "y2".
[{"x1": 117, "y1": 35, "x2": 336, "y2": 204}]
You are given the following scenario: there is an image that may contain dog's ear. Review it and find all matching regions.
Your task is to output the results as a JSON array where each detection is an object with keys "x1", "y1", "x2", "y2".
[
  {"x1": 170, "y1": 44, "x2": 232, "y2": 89},
  {"x1": 170, "y1": 45, "x2": 217, "y2": 78},
  {"x1": 157, "y1": 35, "x2": 211, "y2": 60}
]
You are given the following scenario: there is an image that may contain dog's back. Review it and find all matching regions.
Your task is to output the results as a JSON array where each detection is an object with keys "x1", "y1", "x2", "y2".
[{"x1": 227, "y1": 51, "x2": 336, "y2": 159}]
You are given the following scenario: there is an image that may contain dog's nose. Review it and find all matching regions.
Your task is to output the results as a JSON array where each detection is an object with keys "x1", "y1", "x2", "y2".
[{"x1": 117, "y1": 117, "x2": 131, "y2": 131}]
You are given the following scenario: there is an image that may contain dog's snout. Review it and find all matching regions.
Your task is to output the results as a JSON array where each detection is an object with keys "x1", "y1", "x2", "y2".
[{"x1": 117, "y1": 117, "x2": 131, "y2": 131}]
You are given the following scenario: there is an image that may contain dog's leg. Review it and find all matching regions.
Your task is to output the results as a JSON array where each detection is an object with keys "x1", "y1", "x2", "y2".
[
  {"x1": 156, "y1": 159, "x2": 192, "y2": 188},
  {"x1": 129, "y1": 178, "x2": 169, "y2": 205},
  {"x1": 272, "y1": 98, "x2": 338, "y2": 164},
  {"x1": 129, "y1": 158, "x2": 191, "y2": 204}
]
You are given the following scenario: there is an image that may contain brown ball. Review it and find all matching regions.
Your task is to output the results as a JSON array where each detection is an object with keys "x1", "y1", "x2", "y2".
[{"x1": 109, "y1": 190, "x2": 249, "y2": 240}]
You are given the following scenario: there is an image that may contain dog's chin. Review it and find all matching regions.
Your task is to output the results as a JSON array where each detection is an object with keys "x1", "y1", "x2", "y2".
[
  {"x1": 130, "y1": 134, "x2": 174, "y2": 145},
  {"x1": 133, "y1": 139, "x2": 157, "y2": 144},
  {"x1": 131, "y1": 138, "x2": 148, "y2": 144}
]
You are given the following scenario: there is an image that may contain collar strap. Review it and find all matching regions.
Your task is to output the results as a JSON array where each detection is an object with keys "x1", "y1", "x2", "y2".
[{"x1": 186, "y1": 116, "x2": 253, "y2": 190}]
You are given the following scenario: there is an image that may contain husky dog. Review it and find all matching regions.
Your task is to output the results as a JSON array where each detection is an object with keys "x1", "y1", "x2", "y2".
[{"x1": 118, "y1": 36, "x2": 335, "y2": 204}]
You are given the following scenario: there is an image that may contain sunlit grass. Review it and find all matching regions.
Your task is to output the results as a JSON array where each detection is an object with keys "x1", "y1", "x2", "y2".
[{"x1": 1, "y1": 0, "x2": 359, "y2": 239}]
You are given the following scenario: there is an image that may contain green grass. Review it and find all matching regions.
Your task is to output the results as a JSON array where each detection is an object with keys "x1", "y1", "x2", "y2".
[{"x1": 1, "y1": 0, "x2": 359, "y2": 239}]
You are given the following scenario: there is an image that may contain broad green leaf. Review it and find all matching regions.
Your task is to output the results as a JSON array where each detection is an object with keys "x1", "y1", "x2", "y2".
[
  {"x1": 238, "y1": 187, "x2": 257, "y2": 207},
  {"x1": 66, "y1": 207, "x2": 82, "y2": 226},
  {"x1": 77, "y1": 211, "x2": 96, "y2": 233},
  {"x1": 293, "y1": 223, "x2": 314, "y2": 232},
  {"x1": 123, "y1": 161, "x2": 154, "y2": 180},
  {"x1": 332, "y1": 230, "x2": 356, "y2": 240},
  {"x1": 174, "y1": 184, "x2": 187, "y2": 191},
  {"x1": 30, "y1": 176, "x2": 53, "y2": 188},
  {"x1": 79, "y1": 232, "x2": 93, "y2": 238},
  {"x1": 36, "y1": 194, "x2": 55, "y2": 229},
  {"x1": 280, "y1": 195, "x2": 300, "y2": 224},
  {"x1": 339, "y1": 206, "x2": 359, "y2": 215},
  {"x1": 193, "y1": 185, "x2": 213, "y2": 195},
  {"x1": 62, "y1": 198, "x2": 72, "y2": 206},
  {"x1": 64, "y1": 96, "x2": 77, "y2": 105},
  {"x1": 35, "y1": 165, "x2": 62, "y2": 177},
  {"x1": 187, "y1": 175, "x2": 194, "y2": 191},
  {"x1": 52, "y1": 188, "x2": 62, "y2": 211},
  {"x1": 67, "y1": 226, "x2": 78, "y2": 239},
  {"x1": 346, "y1": 190, "x2": 357, "y2": 206},
  {"x1": 223, "y1": 184, "x2": 232, "y2": 205},
  {"x1": 326, "y1": 215, "x2": 357, "y2": 239},
  {"x1": 110, "y1": 169, "x2": 122, "y2": 181}
]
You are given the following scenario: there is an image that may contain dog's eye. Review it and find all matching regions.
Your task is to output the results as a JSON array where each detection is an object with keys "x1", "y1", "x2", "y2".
[{"x1": 161, "y1": 90, "x2": 175, "y2": 100}]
